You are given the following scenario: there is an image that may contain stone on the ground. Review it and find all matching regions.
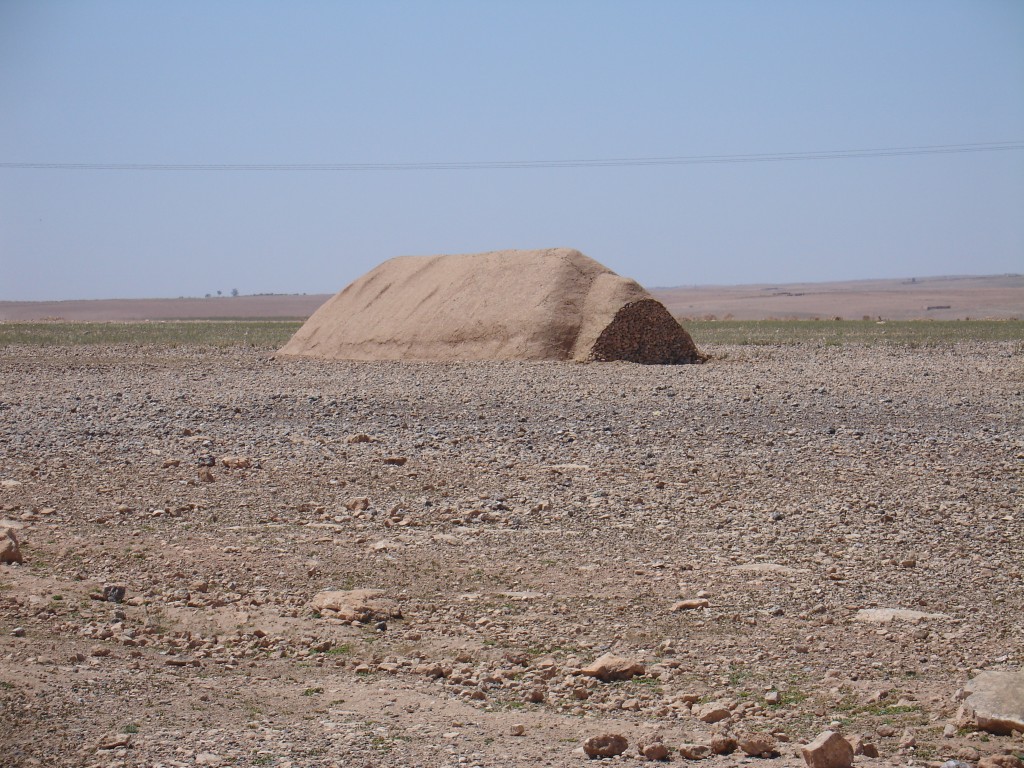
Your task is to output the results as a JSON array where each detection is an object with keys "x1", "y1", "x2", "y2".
[
  {"x1": 801, "y1": 731, "x2": 854, "y2": 768},
  {"x1": 977, "y1": 756, "x2": 1024, "y2": 768},
  {"x1": 853, "y1": 607, "x2": 949, "y2": 623},
  {"x1": 525, "y1": 687, "x2": 545, "y2": 703},
  {"x1": 580, "y1": 653, "x2": 644, "y2": 682},
  {"x1": 103, "y1": 584, "x2": 126, "y2": 603},
  {"x1": 96, "y1": 733, "x2": 132, "y2": 750},
  {"x1": 220, "y1": 455, "x2": 252, "y2": 469},
  {"x1": 672, "y1": 598, "x2": 710, "y2": 611},
  {"x1": 709, "y1": 734, "x2": 737, "y2": 754},
  {"x1": 679, "y1": 743, "x2": 711, "y2": 760},
  {"x1": 738, "y1": 732, "x2": 778, "y2": 757},
  {"x1": 844, "y1": 733, "x2": 878, "y2": 757},
  {"x1": 310, "y1": 589, "x2": 402, "y2": 623},
  {"x1": 414, "y1": 663, "x2": 444, "y2": 678},
  {"x1": 696, "y1": 701, "x2": 731, "y2": 723},
  {"x1": 637, "y1": 735, "x2": 670, "y2": 761},
  {"x1": 963, "y1": 670, "x2": 1024, "y2": 735},
  {"x1": 0, "y1": 527, "x2": 23, "y2": 564},
  {"x1": 582, "y1": 733, "x2": 628, "y2": 758}
]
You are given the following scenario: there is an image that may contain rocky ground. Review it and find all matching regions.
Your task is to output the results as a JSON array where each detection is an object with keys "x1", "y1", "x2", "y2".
[{"x1": 0, "y1": 340, "x2": 1021, "y2": 767}]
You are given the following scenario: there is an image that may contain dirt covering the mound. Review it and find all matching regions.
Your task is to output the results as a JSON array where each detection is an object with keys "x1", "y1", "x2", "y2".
[{"x1": 278, "y1": 248, "x2": 704, "y2": 364}]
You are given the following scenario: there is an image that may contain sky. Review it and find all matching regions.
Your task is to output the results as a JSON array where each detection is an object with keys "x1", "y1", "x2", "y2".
[{"x1": 1, "y1": 1, "x2": 1022, "y2": 301}]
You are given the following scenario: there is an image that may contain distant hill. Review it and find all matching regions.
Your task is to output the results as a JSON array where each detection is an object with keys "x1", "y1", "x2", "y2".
[
  {"x1": 653, "y1": 274, "x2": 1023, "y2": 321},
  {"x1": 1, "y1": 274, "x2": 1021, "y2": 322}
]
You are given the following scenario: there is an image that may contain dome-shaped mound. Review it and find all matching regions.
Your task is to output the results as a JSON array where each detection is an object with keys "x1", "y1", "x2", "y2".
[{"x1": 278, "y1": 248, "x2": 704, "y2": 364}]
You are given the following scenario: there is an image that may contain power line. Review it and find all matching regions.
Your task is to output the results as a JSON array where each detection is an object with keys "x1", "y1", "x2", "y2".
[{"x1": 1, "y1": 141, "x2": 1021, "y2": 172}]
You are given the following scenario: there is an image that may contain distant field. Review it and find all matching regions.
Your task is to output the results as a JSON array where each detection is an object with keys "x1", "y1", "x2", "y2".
[
  {"x1": 1, "y1": 319, "x2": 1020, "y2": 349},
  {"x1": 657, "y1": 273, "x2": 1023, "y2": 321},
  {"x1": 684, "y1": 319, "x2": 1023, "y2": 346},
  {"x1": 3, "y1": 274, "x2": 1021, "y2": 323},
  {"x1": 0, "y1": 320, "x2": 302, "y2": 348}
]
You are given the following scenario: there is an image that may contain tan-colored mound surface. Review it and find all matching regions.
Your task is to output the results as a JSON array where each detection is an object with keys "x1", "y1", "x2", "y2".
[{"x1": 279, "y1": 248, "x2": 704, "y2": 363}]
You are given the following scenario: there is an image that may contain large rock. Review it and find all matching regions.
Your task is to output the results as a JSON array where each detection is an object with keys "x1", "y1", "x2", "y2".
[
  {"x1": 0, "y1": 527, "x2": 22, "y2": 564},
  {"x1": 582, "y1": 733, "x2": 628, "y2": 758},
  {"x1": 637, "y1": 735, "x2": 670, "y2": 761},
  {"x1": 738, "y1": 732, "x2": 778, "y2": 757},
  {"x1": 678, "y1": 743, "x2": 711, "y2": 760},
  {"x1": 580, "y1": 652, "x2": 645, "y2": 682},
  {"x1": 310, "y1": 589, "x2": 401, "y2": 623},
  {"x1": 964, "y1": 670, "x2": 1024, "y2": 735},
  {"x1": 801, "y1": 731, "x2": 854, "y2": 768},
  {"x1": 278, "y1": 249, "x2": 704, "y2": 364},
  {"x1": 695, "y1": 701, "x2": 732, "y2": 723}
]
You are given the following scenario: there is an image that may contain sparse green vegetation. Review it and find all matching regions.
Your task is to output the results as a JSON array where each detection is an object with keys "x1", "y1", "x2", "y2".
[
  {"x1": 777, "y1": 689, "x2": 809, "y2": 707},
  {"x1": 725, "y1": 665, "x2": 749, "y2": 686},
  {"x1": 310, "y1": 642, "x2": 352, "y2": 655},
  {"x1": 0, "y1": 320, "x2": 302, "y2": 348},
  {"x1": 682, "y1": 319, "x2": 1023, "y2": 347},
  {"x1": 625, "y1": 676, "x2": 663, "y2": 690},
  {"x1": 826, "y1": 694, "x2": 928, "y2": 730},
  {"x1": 122, "y1": 723, "x2": 140, "y2": 734},
  {"x1": 871, "y1": 704, "x2": 922, "y2": 717}
]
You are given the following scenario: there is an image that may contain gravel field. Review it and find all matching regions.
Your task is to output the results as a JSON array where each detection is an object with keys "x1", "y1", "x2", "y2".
[{"x1": 0, "y1": 341, "x2": 1021, "y2": 767}]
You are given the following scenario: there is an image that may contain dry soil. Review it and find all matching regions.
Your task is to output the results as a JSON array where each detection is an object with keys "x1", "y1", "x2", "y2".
[{"x1": 0, "y1": 340, "x2": 1021, "y2": 767}]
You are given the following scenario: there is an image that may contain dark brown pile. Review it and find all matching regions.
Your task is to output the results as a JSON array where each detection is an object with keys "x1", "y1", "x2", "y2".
[{"x1": 590, "y1": 299, "x2": 705, "y2": 364}]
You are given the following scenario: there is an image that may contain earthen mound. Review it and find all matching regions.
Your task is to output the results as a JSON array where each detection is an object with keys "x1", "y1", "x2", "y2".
[{"x1": 278, "y1": 248, "x2": 704, "y2": 364}]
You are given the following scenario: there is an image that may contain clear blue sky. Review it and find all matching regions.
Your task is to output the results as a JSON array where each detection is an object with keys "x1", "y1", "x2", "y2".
[{"x1": 2, "y1": 1, "x2": 1022, "y2": 300}]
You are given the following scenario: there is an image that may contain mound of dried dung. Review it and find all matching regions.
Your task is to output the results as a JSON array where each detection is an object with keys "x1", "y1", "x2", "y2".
[{"x1": 278, "y1": 248, "x2": 704, "y2": 364}]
